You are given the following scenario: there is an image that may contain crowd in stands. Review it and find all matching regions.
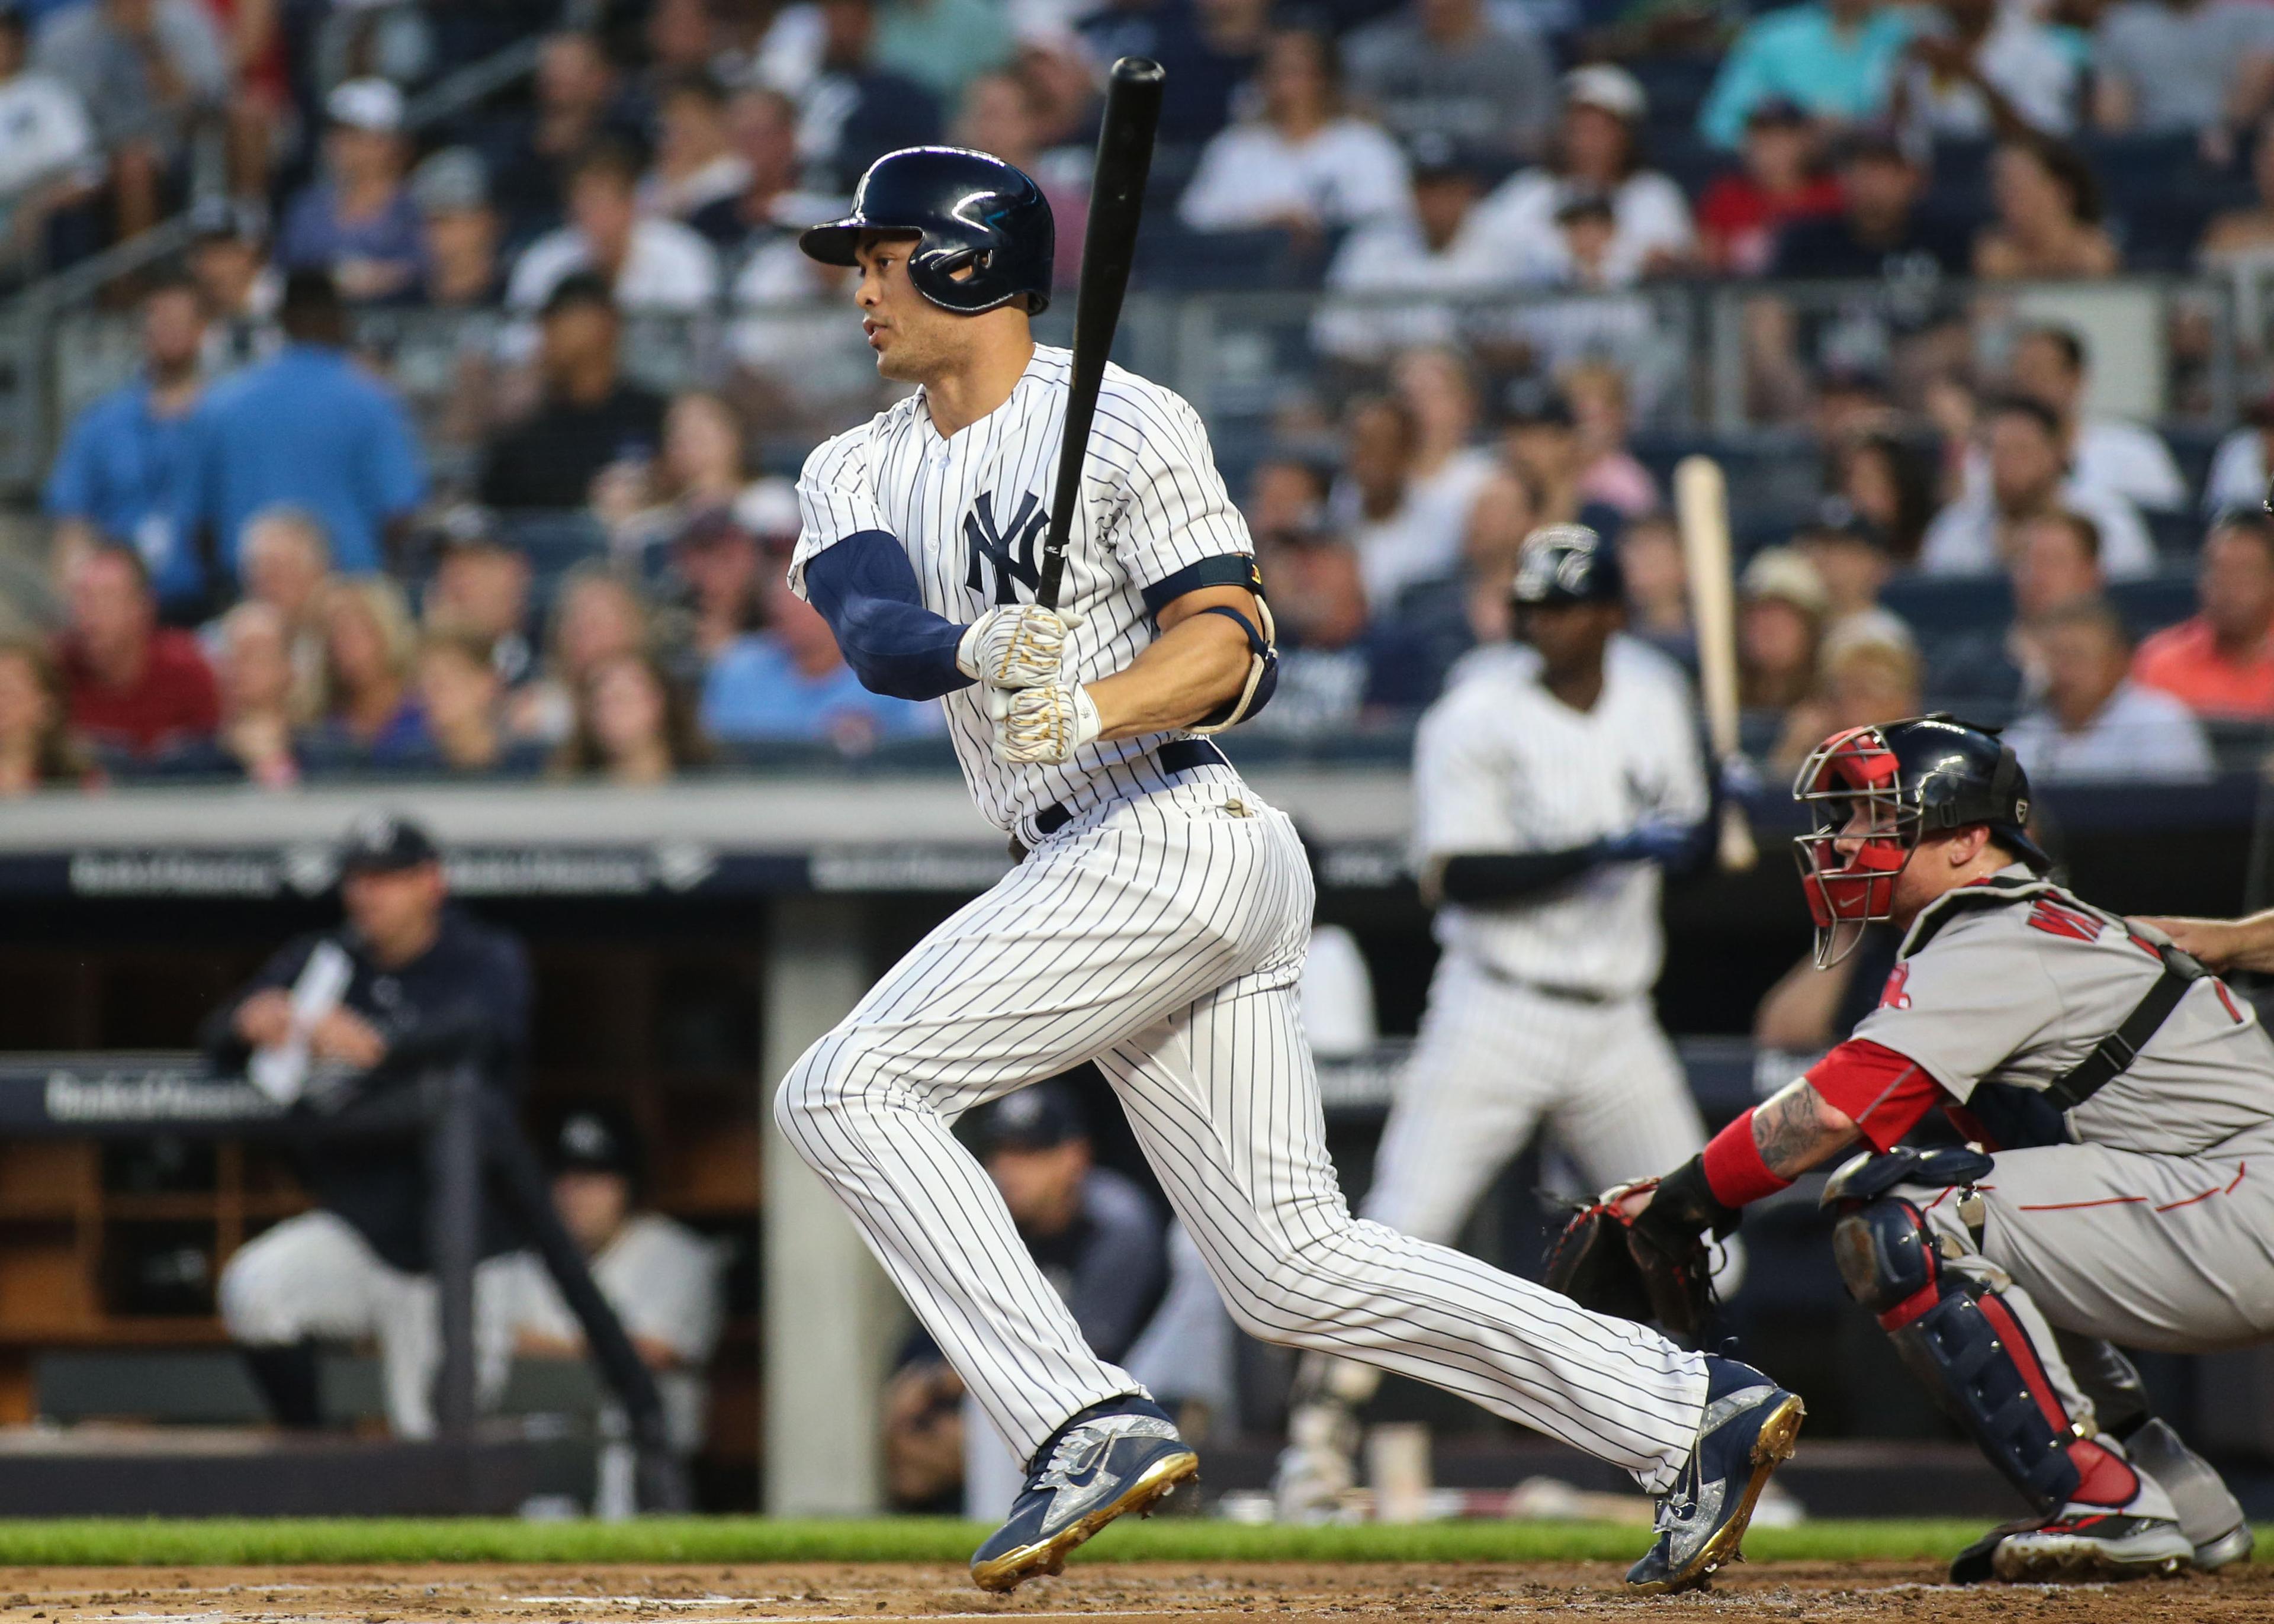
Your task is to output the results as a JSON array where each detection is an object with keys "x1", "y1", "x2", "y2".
[{"x1": 11, "y1": 0, "x2": 2274, "y2": 797}]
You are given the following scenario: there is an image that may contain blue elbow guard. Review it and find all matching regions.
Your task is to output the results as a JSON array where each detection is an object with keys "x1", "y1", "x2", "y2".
[{"x1": 802, "y1": 531, "x2": 973, "y2": 702}]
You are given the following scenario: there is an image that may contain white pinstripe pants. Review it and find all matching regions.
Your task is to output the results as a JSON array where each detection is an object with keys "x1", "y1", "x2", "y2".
[{"x1": 775, "y1": 783, "x2": 1710, "y2": 1491}]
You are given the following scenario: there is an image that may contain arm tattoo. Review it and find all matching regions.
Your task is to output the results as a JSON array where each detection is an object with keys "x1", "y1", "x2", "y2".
[{"x1": 1752, "y1": 1081, "x2": 1857, "y2": 1178}]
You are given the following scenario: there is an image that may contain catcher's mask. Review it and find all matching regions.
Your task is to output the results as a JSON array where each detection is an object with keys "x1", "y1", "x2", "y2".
[{"x1": 1791, "y1": 714, "x2": 2047, "y2": 967}]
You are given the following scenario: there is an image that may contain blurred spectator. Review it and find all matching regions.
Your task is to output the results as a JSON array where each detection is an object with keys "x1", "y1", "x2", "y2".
[
  {"x1": 0, "y1": 638, "x2": 95, "y2": 795},
  {"x1": 1698, "y1": 0, "x2": 1916, "y2": 150},
  {"x1": 640, "y1": 72, "x2": 747, "y2": 224},
  {"x1": 1315, "y1": 136, "x2": 1504, "y2": 364},
  {"x1": 507, "y1": 142, "x2": 720, "y2": 316},
  {"x1": 1328, "y1": 394, "x2": 1446, "y2": 611},
  {"x1": 2091, "y1": 0, "x2": 2274, "y2": 140},
  {"x1": 1080, "y1": 0, "x2": 1264, "y2": 147},
  {"x1": 2204, "y1": 391, "x2": 2274, "y2": 515},
  {"x1": 481, "y1": 274, "x2": 667, "y2": 512},
  {"x1": 2132, "y1": 512, "x2": 2274, "y2": 717},
  {"x1": 1245, "y1": 452, "x2": 1331, "y2": 537},
  {"x1": 1794, "y1": 509, "x2": 1909, "y2": 646},
  {"x1": 1695, "y1": 100, "x2": 1843, "y2": 276},
  {"x1": 702, "y1": 555, "x2": 939, "y2": 749},
  {"x1": 503, "y1": 1104, "x2": 724, "y2": 1455},
  {"x1": 1564, "y1": 361, "x2": 1658, "y2": 516},
  {"x1": 1495, "y1": 387, "x2": 1596, "y2": 529},
  {"x1": 35, "y1": 0, "x2": 229, "y2": 238},
  {"x1": 415, "y1": 628, "x2": 515, "y2": 773},
  {"x1": 1255, "y1": 517, "x2": 1368, "y2": 655},
  {"x1": 643, "y1": 0, "x2": 716, "y2": 84},
  {"x1": 1771, "y1": 130, "x2": 1968, "y2": 274},
  {"x1": 0, "y1": 4, "x2": 99, "y2": 273},
  {"x1": 1771, "y1": 620, "x2": 1923, "y2": 773},
  {"x1": 1395, "y1": 346, "x2": 1498, "y2": 548},
  {"x1": 207, "y1": 0, "x2": 282, "y2": 200},
  {"x1": 1830, "y1": 431, "x2": 1936, "y2": 560},
  {"x1": 210, "y1": 600, "x2": 298, "y2": 788},
  {"x1": 1920, "y1": 394, "x2": 2154, "y2": 575},
  {"x1": 874, "y1": 0, "x2": 1012, "y2": 104},
  {"x1": 489, "y1": 30, "x2": 642, "y2": 240},
  {"x1": 1343, "y1": 0, "x2": 1554, "y2": 163},
  {"x1": 1473, "y1": 65, "x2": 1694, "y2": 285},
  {"x1": 1973, "y1": 133, "x2": 2116, "y2": 278},
  {"x1": 666, "y1": 507, "x2": 767, "y2": 665},
  {"x1": 1893, "y1": 0, "x2": 2082, "y2": 142},
  {"x1": 689, "y1": 85, "x2": 812, "y2": 256},
  {"x1": 2002, "y1": 323, "x2": 2184, "y2": 510},
  {"x1": 1948, "y1": 506, "x2": 2110, "y2": 701},
  {"x1": 2003, "y1": 597, "x2": 2215, "y2": 782},
  {"x1": 596, "y1": 388, "x2": 759, "y2": 549},
  {"x1": 56, "y1": 544, "x2": 219, "y2": 757},
  {"x1": 187, "y1": 197, "x2": 278, "y2": 369},
  {"x1": 409, "y1": 148, "x2": 505, "y2": 308},
  {"x1": 306, "y1": 577, "x2": 429, "y2": 762},
  {"x1": 44, "y1": 274, "x2": 208, "y2": 614},
  {"x1": 519, "y1": 566, "x2": 653, "y2": 742},
  {"x1": 423, "y1": 526, "x2": 535, "y2": 689},
  {"x1": 1618, "y1": 512, "x2": 1692, "y2": 661},
  {"x1": 953, "y1": 69, "x2": 1085, "y2": 289},
  {"x1": 555, "y1": 650, "x2": 709, "y2": 784},
  {"x1": 181, "y1": 269, "x2": 429, "y2": 580},
  {"x1": 2199, "y1": 111, "x2": 2274, "y2": 272},
  {"x1": 1737, "y1": 545, "x2": 1828, "y2": 712},
  {"x1": 801, "y1": 0, "x2": 943, "y2": 193},
  {"x1": 235, "y1": 505, "x2": 333, "y2": 722},
  {"x1": 1178, "y1": 26, "x2": 1412, "y2": 235},
  {"x1": 277, "y1": 79, "x2": 421, "y2": 305}
]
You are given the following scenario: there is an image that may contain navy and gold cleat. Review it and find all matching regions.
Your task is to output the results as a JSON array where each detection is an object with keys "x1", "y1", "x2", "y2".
[
  {"x1": 969, "y1": 1397, "x2": 1199, "y2": 1593},
  {"x1": 1626, "y1": 1355, "x2": 1806, "y2": 1595}
]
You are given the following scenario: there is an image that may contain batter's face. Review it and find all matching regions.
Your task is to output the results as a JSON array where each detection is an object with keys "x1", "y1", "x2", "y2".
[{"x1": 853, "y1": 231, "x2": 964, "y2": 383}]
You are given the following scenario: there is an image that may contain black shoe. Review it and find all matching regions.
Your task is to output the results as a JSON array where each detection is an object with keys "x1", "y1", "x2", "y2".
[
  {"x1": 969, "y1": 1397, "x2": 1199, "y2": 1594},
  {"x1": 1625, "y1": 1355, "x2": 1806, "y2": 1595}
]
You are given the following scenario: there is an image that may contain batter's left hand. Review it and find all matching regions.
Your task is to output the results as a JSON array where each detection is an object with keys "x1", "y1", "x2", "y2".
[
  {"x1": 987, "y1": 682, "x2": 1102, "y2": 764},
  {"x1": 958, "y1": 604, "x2": 1079, "y2": 689}
]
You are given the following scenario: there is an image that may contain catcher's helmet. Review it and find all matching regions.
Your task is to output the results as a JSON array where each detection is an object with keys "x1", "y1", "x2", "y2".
[
  {"x1": 1511, "y1": 523, "x2": 1623, "y2": 607},
  {"x1": 1791, "y1": 713, "x2": 2050, "y2": 967},
  {"x1": 799, "y1": 146, "x2": 1055, "y2": 315}
]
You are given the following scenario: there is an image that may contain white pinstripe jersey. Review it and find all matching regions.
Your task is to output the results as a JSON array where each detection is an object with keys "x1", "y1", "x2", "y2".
[
  {"x1": 1412, "y1": 635, "x2": 1708, "y2": 998},
  {"x1": 789, "y1": 345, "x2": 1254, "y2": 837}
]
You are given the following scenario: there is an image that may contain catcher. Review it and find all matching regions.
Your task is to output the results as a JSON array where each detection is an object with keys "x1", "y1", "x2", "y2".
[{"x1": 1553, "y1": 715, "x2": 2270, "y2": 1583}]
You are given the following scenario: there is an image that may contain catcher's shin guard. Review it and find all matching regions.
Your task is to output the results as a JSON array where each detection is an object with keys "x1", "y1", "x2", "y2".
[{"x1": 1832, "y1": 1197, "x2": 2137, "y2": 1514}]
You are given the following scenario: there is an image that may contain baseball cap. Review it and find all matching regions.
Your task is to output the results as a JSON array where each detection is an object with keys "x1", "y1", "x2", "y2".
[
  {"x1": 1500, "y1": 379, "x2": 1576, "y2": 429},
  {"x1": 551, "y1": 1102, "x2": 644, "y2": 1181},
  {"x1": 189, "y1": 195, "x2": 266, "y2": 245},
  {"x1": 338, "y1": 811, "x2": 441, "y2": 874},
  {"x1": 1404, "y1": 130, "x2": 1482, "y2": 182},
  {"x1": 1746, "y1": 97, "x2": 1811, "y2": 130},
  {"x1": 735, "y1": 475, "x2": 801, "y2": 541},
  {"x1": 1834, "y1": 126, "x2": 1910, "y2": 166},
  {"x1": 411, "y1": 147, "x2": 488, "y2": 216},
  {"x1": 965, "y1": 1081, "x2": 1087, "y2": 1155},
  {"x1": 1740, "y1": 546, "x2": 1830, "y2": 616},
  {"x1": 1563, "y1": 64, "x2": 1646, "y2": 123},
  {"x1": 1553, "y1": 188, "x2": 1616, "y2": 225},
  {"x1": 327, "y1": 77, "x2": 405, "y2": 134},
  {"x1": 541, "y1": 270, "x2": 616, "y2": 319}
]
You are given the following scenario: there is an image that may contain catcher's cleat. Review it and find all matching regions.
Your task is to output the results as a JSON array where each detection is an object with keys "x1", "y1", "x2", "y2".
[
  {"x1": 1948, "y1": 1516, "x2": 2050, "y2": 1584},
  {"x1": 2122, "y1": 1417, "x2": 2253, "y2": 1571},
  {"x1": 2191, "y1": 1522, "x2": 2255, "y2": 1572},
  {"x1": 1625, "y1": 1355, "x2": 1806, "y2": 1595},
  {"x1": 969, "y1": 1397, "x2": 1198, "y2": 1594},
  {"x1": 1989, "y1": 1509, "x2": 2193, "y2": 1581}
]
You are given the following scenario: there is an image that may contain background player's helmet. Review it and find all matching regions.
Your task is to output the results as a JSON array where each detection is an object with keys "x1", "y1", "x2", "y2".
[
  {"x1": 1509, "y1": 524, "x2": 1623, "y2": 608},
  {"x1": 1791, "y1": 713, "x2": 2050, "y2": 966},
  {"x1": 798, "y1": 146, "x2": 1055, "y2": 316}
]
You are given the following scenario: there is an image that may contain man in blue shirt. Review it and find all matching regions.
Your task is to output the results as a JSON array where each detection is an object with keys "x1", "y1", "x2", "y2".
[
  {"x1": 180, "y1": 269, "x2": 428, "y2": 580},
  {"x1": 1699, "y1": 0, "x2": 1916, "y2": 148},
  {"x1": 44, "y1": 272, "x2": 210, "y2": 616}
]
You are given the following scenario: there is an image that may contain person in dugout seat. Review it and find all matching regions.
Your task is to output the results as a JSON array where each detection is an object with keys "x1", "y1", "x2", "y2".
[
  {"x1": 501, "y1": 1102, "x2": 725, "y2": 1453},
  {"x1": 207, "y1": 812, "x2": 532, "y2": 1438}
]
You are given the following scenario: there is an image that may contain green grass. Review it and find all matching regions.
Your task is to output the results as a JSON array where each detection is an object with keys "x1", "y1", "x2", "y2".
[{"x1": 0, "y1": 1516, "x2": 2232, "y2": 1568}]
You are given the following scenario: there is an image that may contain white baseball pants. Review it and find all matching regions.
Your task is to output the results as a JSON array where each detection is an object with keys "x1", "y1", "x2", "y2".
[
  {"x1": 219, "y1": 1210, "x2": 521, "y2": 1438},
  {"x1": 775, "y1": 782, "x2": 1710, "y2": 1493}
]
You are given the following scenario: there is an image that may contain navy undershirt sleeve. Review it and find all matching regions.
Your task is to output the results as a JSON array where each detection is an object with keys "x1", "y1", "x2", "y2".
[{"x1": 800, "y1": 530, "x2": 975, "y2": 702}]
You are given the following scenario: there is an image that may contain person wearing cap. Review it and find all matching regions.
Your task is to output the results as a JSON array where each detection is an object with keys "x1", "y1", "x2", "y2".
[
  {"x1": 1470, "y1": 66, "x2": 1695, "y2": 287},
  {"x1": 501, "y1": 1103, "x2": 725, "y2": 1453},
  {"x1": 278, "y1": 77, "x2": 422, "y2": 304},
  {"x1": 178, "y1": 269, "x2": 428, "y2": 579},
  {"x1": 1695, "y1": 99, "x2": 1843, "y2": 277},
  {"x1": 1697, "y1": 0, "x2": 1916, "y2": 150},
  {"x1": 506, "y1": 139, "x2": 720, "y2": 316},
  {"x1": 478, "y1": 272, "x2": 667, "y2": 512},
  {"x1": 1314, "y1": 133, "x2": 1509, "y2": 364},
  {"x1": 1737, "y1": 544, "x2": 1830, "y2": 714},
  {"x1": 884, "y1": 1080, "x2": 1168, "y2": 1515},
  {"x1": 205, "y1": 812, "x2": 535, "y2": 1439},
  {"x1": 1274, "y1": 523, "x2": 1723, "y2": 1521},
  {"x1": 33, "y1": 0, "x2": 227, "y2": 236},
  {"x1": 1794, "y1": 505, "x2": 1910, "y2": 647},
  {"x1": 407, "y1": 147, "x2": 505, "y2": 309},
  {"x1": 186, "y1": 197, "x2": 281, "y2": 369},
  {"x1": 1343, "y1": 0, "x2": 1554, "y2": 162}
]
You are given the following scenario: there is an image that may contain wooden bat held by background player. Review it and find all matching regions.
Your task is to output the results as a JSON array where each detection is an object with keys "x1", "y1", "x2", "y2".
[{"x1": 1674, "y1": 455, "x2": 1759, "y2": 873}]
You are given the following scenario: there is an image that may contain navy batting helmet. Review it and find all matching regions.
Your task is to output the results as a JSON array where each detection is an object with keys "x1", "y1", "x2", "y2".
[
  {"x1": 799, "y1": 146, "x2": 1055, "y2": 315},
  {"x1": 1511, "y1": 523, "x2": 1623, "y2": 607},
  {"x1": 1793, "y1": 713, "x2": 2050, "y2": 966}
]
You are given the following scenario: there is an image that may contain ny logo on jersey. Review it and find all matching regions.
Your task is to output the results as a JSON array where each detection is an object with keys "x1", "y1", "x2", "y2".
[{"x1": 964, "y1": 490, "x2": 1049, "y2": 604}]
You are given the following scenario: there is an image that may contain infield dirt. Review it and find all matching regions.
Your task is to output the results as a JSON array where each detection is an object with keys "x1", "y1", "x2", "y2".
[{"x1": 0, "y1": 1561, "x2": 2261, "y2": 1622}]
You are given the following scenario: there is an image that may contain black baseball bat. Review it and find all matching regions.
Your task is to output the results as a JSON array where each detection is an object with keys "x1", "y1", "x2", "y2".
[{"x1": 1033, "y1": 56, "x2": 1164, "y2": 612}]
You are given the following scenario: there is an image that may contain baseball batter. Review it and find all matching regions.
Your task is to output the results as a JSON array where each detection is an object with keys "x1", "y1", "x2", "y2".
[
  {"x1": 773, "y1": 144, "x2": 1803, "y2": 1596},
  {"x1": 1277, "y1": 525, "x2": 1730, "y2": 1520},
  {"x1": 1615, "y1": 715, "x2": 2267, "y2": 1582}
]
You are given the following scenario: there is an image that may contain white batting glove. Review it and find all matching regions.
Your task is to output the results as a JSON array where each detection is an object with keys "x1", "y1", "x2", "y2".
[
  {"x1": 956, "y1": 604, "x2": 1079, "y2": 689},
  {"x1": 986, "y1": 682, "x2": 1102, "y2": 765}
]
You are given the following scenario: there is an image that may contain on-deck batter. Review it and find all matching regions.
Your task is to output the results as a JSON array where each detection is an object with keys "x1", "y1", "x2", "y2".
[
  {"x1": 770, "y1": 143, "x2": 1804, "y2": 1596},
  {"x1": 1276, "y1": 526, "x2": 1730, "y2": 1520}
]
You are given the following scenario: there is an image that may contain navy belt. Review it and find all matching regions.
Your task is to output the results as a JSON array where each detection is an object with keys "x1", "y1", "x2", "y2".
[
  {"x1": 1473, "y1": 960, "x2": 1613, "y2": 1005},
  {"x1": 1014, "y1": 739, "x2": 1231, "y2": 858}
]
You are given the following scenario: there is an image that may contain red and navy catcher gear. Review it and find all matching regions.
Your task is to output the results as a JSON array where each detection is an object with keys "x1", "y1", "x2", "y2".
[
  {"x1": 800, "y1": 146, "x2": 1056, "y2": 316},
  {"x1": 1792, "y1": 713, "x2": 2049, "y2": 967}
]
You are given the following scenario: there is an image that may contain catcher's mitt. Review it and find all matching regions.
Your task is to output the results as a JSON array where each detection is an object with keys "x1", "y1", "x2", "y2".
[{"x1": 1543, "y1": 1178, "x2": 1717, "y2": 1340}]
